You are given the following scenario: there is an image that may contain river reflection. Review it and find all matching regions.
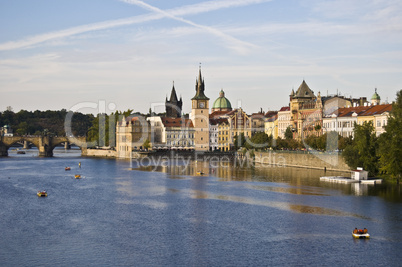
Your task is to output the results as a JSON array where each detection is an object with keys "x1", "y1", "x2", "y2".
[
  {"x1": 133, "y1": 158, "x2": 401, "y2": 201},
  {"x1": 2, "y1": 152, "x2": 401, "y2": 266}
]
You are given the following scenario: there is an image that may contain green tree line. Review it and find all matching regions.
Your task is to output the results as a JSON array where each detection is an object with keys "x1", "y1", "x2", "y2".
[
  {"x1": 342, "y1": 90, "x2": 402, "y2": 180},
  {"x1": 0, "y1": 108, "x2": 94, "y2": 137}
]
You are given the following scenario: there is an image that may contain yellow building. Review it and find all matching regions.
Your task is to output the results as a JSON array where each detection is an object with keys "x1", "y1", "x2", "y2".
[
  {"x1": 357, "y1": 104, "x2": 392, "y2": 128},
  {"x1": 289, "y1": 80, "x2": 323, "y2": 139},
  {"x1": 227, "y1": 108, "x2": 252, "y2": 141},
  {"x1": 218, "y1": 119, "x2": 230, "y2": 151}
]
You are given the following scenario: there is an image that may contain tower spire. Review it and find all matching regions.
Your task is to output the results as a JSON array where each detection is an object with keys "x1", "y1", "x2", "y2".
[{"x1": 192, "y1": 65, "x2": 208, "y2": 100}]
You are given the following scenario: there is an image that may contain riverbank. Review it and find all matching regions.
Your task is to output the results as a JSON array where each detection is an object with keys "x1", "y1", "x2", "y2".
[
  {"x1": 83, "y1": 148, "x2": 350, "y2": 173},
  {"x1": 254, "y1": 151, "x2": 350, "y2": 173}
]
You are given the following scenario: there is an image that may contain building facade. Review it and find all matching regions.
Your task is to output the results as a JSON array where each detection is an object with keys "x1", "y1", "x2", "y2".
[
  {"x1": 277, "y1": 107, "x2": 291, "y2": 139},
  {"x1": 190, "y1": 67, "x2": 210, "y2": 151},
  {"x1": 116, "y1": 115, "x2": 151, "y2": 158}
]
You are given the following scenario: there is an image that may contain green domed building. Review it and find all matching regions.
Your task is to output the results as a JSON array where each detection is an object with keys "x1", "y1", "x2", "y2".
[
  {"x1": 212, "y1": 89, "x2": 232, "y2": 112},
  {"x1": 371, "y1": 88, "x2": 381, "y2": 105}
]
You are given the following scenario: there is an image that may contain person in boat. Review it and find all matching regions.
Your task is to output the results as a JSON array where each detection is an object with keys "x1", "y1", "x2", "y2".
[
  {"x1": 353, "y1": 228, "x2": 358, "y2": 234},
  {"x1": 363, "y1": 228, "x2": 368, "y2": 234}
]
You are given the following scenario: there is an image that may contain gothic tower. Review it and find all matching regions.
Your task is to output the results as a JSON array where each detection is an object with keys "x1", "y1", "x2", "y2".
[
  {"x1": 165, "y1": 82, "x2": 182, "y2": 118},
  {"x1": 190, "y1": 67, "x2": 210, "y2": 151}
]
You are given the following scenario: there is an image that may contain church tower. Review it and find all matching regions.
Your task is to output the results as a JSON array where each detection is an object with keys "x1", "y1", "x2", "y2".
[
  {"x1": 190, "y1": 67, "x2": 210, "y2": 151},
  {"x1": 165, "y1": 82, "x2": 182, "y2": 118}
]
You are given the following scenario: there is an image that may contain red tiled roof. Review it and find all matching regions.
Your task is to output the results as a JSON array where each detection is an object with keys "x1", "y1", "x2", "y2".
[
  {"x1": 335, "y1": 104, "x2": 392, "y2": 117},
  {"x1": 161, "y1": 117, "x2": 194, "y2": 128},
  {"x1": 336, "y1": 106, "x2": 371, "y2": 117},
  {"x1": 279, "y1": 106, "x2": 290, "y2": 112},
  {"x1": 264, "y1": 111, "x2": 278, "y2": 117},
  {"x1": 266, "y1": 114, "x2": 278, "y2": 122},
  {"x1": 359, "y1": 104, "x2": 392, "y2": 116}
]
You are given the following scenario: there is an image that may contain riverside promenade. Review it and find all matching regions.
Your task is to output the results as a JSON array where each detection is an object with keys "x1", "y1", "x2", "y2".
[
  {"x1": 254, "y1": 150, "x2": 350, "y2": 173},
  {"x1": 85, "y1": 148, "x2": 350, "y2": 173}
]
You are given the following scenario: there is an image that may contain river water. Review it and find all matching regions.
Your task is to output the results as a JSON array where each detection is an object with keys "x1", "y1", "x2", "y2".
[{"x1": 1, "y1": 148, "x2": 401, "y2": 266}]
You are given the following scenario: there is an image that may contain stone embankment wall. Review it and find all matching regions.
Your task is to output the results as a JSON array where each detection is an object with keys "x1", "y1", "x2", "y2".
[
  {"x1": 83, "y1": 149, "x2": 116, "y2": 158},
  {"x1": 254, "y1": 151, "x2": 350, "y2": 172}
]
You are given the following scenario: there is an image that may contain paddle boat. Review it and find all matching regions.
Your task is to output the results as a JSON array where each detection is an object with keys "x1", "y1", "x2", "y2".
[
  {"x1": 65, "y1": 167, "x2": 71, "y2": 171},
  {"x1": 75, "y1": 174, "x2": 81, "y2": 179},
  {"x1": 196, "y1": 171, "x2": 205, "y2": 176},
  {"x1": 352, "y1": 228, "x2": 370, "y2": 239},
  {"x1": 37, "y1": 190, "x2": 47, "y2": 197}
]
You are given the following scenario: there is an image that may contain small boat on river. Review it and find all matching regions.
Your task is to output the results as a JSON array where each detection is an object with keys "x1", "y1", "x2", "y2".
[
  {"x1": 75, "y1": 174, "x2": 81, "y2": 179},
  {"x1": 352, "y1": 228, "x2": 370, "y2": 239},
  {"x1": 37, "y1": 190, "x2": 47, "y2": 197},
  {"x1": 196, "y1": 171, "x2": 205, "y2": 176},
  {"x1": 65, "y1": 167, "x2": 71, "y2": 171}
]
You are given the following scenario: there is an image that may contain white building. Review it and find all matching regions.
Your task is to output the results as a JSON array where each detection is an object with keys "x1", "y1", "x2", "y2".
[
  {"x1": 1, "y1": 125, "x2": 13, "y2": 136},
  {"x1": 161, "y1": 117, "x2": 195, "y2": 149},
  {"x1": 147, "y1": 116, "x2": 166, "y2": 147},
  {"x1": 277, "y1": 107, "x2": 291, "y2": 139},
  {"x1": 209, "y1": 119, "x2": 219, "y2": 151}
]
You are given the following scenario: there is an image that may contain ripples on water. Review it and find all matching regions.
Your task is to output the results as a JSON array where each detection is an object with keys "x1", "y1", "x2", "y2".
[{"x1": 0, "y1": 149, "x2": 401, "y2": 266}]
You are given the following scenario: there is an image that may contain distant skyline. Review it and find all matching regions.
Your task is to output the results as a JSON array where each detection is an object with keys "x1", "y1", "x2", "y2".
[{"x1": 1, "y1": 0, "x2": 401, "y2": 115}]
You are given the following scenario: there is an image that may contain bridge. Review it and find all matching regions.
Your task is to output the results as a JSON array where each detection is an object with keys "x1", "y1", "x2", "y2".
[{"x1": 0, "y1": 136, "x2": 87, "y2": 157}]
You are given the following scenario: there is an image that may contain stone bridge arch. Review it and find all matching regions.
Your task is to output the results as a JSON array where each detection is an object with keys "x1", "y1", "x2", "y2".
[{"x1": 0, "y1": 136, "x2": 87, "y2": 157}]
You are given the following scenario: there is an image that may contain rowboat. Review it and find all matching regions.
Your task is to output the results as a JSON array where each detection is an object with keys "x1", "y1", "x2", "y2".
[
  {"x1": 352, "y1": 233, "x2": 370, "y2": 239},
  {"x1": 37, "y1": 190, "x2": 47, "y2": 197},
  {"x1": 352, "y1": 229, "x2": 370, "y2": 239}
]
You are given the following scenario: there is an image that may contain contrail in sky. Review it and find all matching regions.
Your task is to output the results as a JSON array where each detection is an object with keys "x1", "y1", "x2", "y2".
[
  {"x1": 0, "y1": 0, "x2": 272, "y2": 51},
  {"x1": 120, "y1": 0, "x2": 259, "y2": 54}
]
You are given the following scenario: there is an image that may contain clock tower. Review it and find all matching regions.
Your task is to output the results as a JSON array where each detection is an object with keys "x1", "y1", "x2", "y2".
[{"x1": 190, "y1": 67, "x2": 209, "y2": 151}]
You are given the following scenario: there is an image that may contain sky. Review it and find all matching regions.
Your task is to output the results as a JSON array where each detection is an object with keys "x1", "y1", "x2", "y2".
[{"x1": 1, "y1": 0, "x2": 401, "y2": 115}]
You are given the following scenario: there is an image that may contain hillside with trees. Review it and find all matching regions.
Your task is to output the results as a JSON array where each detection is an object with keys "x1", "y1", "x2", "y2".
[{"x1": 0, "y1": 108, "x2": 94, "y2": 137}]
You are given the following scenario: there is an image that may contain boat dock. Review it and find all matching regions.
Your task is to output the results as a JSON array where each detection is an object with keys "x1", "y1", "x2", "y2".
[
  {"x1": 320, "y1": 176, "x2": 359, "y2": 184},
  {"x1": 320, "y1": 176, "x2": 382, "y2": 184},
  {"x1": 320, "y1": 167, "x2": 382, "y2": 184}
]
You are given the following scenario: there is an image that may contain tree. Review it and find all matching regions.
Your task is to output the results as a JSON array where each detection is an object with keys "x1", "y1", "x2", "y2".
[
  {"x1": 233, "y1": 133, "x2": 246, "y2": 150},
  {"x1": 284, "y1": 126, "x2": 293, "y2": 140},
  {"x1": 143, "y1": 139, "x2": 151, "y2": 150},
  {"x1": 15, "y1": 122, "x2": 29, "y2": 136},
  {"x1": 246, "y1": 132, "x2": 271, "y2": 150},
  {"x1": 342, "y1": 121, "x2": 378, "y2": 176},
  {"x1": 378, "y1": 90, "x2": 402, "y2": 181}
]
